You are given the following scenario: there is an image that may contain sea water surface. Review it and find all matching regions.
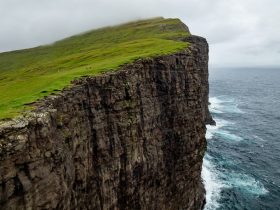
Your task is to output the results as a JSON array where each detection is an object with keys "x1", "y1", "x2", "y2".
[{"x1": 202, "y1": 68, "x2": 280, "y2": 210}]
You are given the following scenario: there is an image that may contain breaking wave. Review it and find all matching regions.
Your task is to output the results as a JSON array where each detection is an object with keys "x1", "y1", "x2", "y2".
[
  {"x1": 209, "y1": 96, "x2": 244, "y2": 114},
  {"x1": 202, "y1": 96, "x2": 268, "y2": 209},
  {"x1": 202, "y1": 154, "x2": 224, "y2": 210}
]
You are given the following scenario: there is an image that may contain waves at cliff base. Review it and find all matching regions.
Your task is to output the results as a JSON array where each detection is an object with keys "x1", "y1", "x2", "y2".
[{"x1": 203, "y1": 96, "x2": 268, "y2": 209}]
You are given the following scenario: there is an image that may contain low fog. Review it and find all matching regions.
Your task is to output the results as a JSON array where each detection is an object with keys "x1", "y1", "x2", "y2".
[{"x1": 1, "y1": 0, "x2": 279, "y2": 67}]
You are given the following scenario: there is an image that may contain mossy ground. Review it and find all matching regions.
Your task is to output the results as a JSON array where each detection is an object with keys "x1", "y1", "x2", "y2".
[{"x1": 0, "y1": 17, "x2": 189, "y2": 119}]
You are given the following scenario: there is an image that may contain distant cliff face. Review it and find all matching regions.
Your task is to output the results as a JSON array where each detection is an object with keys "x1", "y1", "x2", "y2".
[{"x1": 0, "y1": 35, "x2": 211, "y2": 210}]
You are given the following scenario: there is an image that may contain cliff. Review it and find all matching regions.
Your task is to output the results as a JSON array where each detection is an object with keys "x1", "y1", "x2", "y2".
[{"x1": 0, "y1": 29, "x2": 211, "y2": 209}]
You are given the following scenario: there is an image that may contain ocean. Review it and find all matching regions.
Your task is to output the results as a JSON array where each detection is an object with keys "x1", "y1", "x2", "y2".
[{"x1": 202, "y1": 68, "x2": 280, "y2": 210}]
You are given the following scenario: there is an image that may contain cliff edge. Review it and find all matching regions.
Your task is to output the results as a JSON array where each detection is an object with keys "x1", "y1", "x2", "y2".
[{"x1": 0, "y1": 19, "x2": 212, "y2": 210}]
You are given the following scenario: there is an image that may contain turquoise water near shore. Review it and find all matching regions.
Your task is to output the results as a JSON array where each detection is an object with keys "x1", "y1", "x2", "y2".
[{"x1": 202, "y1": 68, "x2": 280, "y2": 210}]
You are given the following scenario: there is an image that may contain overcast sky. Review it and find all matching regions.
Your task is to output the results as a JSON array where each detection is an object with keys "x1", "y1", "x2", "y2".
[{"x1": 0, "y1": 0, "x2": 279, "y2": 67}]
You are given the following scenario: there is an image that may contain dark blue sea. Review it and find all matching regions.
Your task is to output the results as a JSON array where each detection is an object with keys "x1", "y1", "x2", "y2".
[{"x1": 202, "y1": 68, "x2": 280, "y2": 210}]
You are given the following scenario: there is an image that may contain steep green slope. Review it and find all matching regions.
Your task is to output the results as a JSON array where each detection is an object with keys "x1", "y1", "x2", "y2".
[{"x1": 0, "y1": 17, "x2": 190, "y2": 119}]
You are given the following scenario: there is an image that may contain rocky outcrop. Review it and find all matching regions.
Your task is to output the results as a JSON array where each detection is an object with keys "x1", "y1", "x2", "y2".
[{"x1": 0, "y1": 35, "x2": 211, "y2": 210}]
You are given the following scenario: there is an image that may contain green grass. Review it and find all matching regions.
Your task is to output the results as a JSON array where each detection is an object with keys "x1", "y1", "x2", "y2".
[{"x1": 0, "y1": 17, "x2": 190, "y2": 120}]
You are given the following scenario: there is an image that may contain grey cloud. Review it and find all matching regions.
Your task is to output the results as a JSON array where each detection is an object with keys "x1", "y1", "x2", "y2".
[{"x1": 0, "y1": 0, "x2": 279, "y2": 67}]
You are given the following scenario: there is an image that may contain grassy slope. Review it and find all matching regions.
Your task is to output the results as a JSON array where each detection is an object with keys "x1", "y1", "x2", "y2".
[{"x1": 0, "y1": 17, "x2": 190, "y2": 119}]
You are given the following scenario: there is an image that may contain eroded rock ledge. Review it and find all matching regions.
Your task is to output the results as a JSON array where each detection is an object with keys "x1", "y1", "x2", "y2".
[{"x1": 0, "y1": 35, "x2": 211, "y2": 210}]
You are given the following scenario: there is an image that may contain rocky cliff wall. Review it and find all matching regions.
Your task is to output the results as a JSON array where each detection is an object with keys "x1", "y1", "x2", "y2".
[{"x1": 0, "y1": 35, "x2": 211, "y2": 210}]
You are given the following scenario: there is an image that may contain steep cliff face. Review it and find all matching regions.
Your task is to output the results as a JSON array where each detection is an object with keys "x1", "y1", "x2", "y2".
[{"x1": 0, "y1": 35, "x2": 211, "y2": 210}]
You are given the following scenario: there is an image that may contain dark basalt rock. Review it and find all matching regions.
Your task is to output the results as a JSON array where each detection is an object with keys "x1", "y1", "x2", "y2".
[{"x1": 0, "y1": 35, "x2": 211, "y2": 210}]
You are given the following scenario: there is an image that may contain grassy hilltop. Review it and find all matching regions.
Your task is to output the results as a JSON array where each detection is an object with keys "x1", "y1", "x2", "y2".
[{"x1": 0, "y1": 17, "x2": 190, "y2": 119}]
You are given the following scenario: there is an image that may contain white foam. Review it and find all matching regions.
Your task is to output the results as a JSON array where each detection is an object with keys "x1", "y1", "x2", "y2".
[
  {"x1": 202, "y1": 157, "x2": 268, "y2": 210},
  {"x1": 206, "y1": 118, "x2": 232, "y2": 140},
  {"x1": 206, "y1": 117, "x2": 243, "y2": 142},
  {"x1": 209, "y1": 96, "x2": 244, "y2": 114},
  {"x1": 203, "y1": 96, "x2": 258, "y2": 210},
  {"x1": 216, "y1": 130, "x2": 244, "y2": 142},
  {"x1": 202, "y1": 155, "x2": 224, "y2": 210},
  {"x1": 221, "y1": 104, "x2": 244, "y2": 114},
  {"x1": 209, "y1": 97, "x2": 224, "y2": 106},
  {"x1": 224, "y1": 173, "x2": 268, "y2": 196},
  {"x1": 209, "y1": 97, "x2": 224, "y2": 114}
]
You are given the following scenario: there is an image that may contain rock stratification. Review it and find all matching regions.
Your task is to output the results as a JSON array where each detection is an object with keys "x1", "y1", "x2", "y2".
[{"x1": 0, "y1": 35, "x2": 211, "y2": 210}]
